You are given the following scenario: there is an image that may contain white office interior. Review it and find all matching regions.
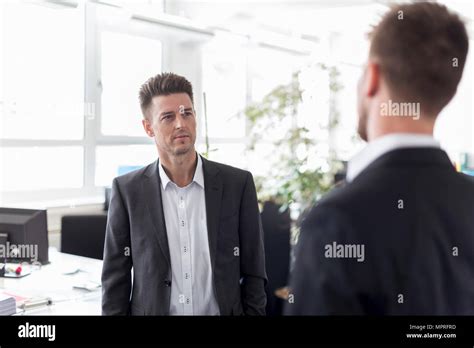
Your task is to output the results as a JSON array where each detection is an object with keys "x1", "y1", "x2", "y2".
[{"x1": 0, "y1": 0, "x2": 473, "y2": 315}]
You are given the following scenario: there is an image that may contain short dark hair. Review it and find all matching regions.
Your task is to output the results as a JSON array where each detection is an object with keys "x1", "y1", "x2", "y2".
[
  {"x1": 369, "y1": 2, "x2": 469, "y2": 115},
  {"x1": 139, "y1": 72, "x2": 194, "y2": 118}
]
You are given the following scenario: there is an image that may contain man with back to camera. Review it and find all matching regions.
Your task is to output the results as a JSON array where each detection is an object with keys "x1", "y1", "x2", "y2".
[
  {"x1": 101, "y1": 72, "x2": 267, "y2": 315},
  {"x1": 286, "y1": 2, "x2": 474, "y2": 315}
]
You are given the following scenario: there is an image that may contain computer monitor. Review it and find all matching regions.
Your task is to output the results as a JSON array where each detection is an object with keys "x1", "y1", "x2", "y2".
[{"x1": 0, "y1": 208, "x2": 49, "y2": 264}]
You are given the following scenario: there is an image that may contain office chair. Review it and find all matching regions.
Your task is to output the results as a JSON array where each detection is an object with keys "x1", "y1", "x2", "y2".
[{"x1": 60, "y1": 214, "x2": 107, "y2": 260}]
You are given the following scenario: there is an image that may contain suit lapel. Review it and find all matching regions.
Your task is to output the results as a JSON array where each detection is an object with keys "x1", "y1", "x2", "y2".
[
  {"x1": 201, "y1": 156, "x2": 222, "y2": 271},
  {"x1": 143, "y1": 159, "x2": 171, "y2": 269}
]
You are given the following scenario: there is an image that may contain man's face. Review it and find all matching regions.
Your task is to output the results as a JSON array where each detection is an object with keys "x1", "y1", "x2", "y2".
[
  {"x1": 357, "y1": 66, "x2": 369, "y2": 142},
  {"x1": 144, "y1": 93, "x2": 197, "y2": 157}
]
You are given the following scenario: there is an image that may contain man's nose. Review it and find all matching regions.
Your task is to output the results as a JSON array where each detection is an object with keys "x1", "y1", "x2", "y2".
[{"x1": 175, "y1": 113, "x2": 184, "y2": 129}]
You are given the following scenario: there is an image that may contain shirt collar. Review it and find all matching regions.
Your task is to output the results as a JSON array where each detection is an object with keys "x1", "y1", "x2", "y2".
[
  {"x1": 159, "y1": 152, "x2": 204, "y2": 189},
  {"x1": 346, "y1": 133, "x2": 440, "y2": 183},
  {"x1": 193, "y1": 154, "x2": 205, "y2": 188}
]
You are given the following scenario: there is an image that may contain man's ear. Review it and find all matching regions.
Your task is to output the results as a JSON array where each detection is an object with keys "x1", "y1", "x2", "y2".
[
  {"x1": 142, "y1": 118, "x2": 155, "y2": 137},
  {"x1": 365, "y1": 61, "x2": 380, "y2": 97}
]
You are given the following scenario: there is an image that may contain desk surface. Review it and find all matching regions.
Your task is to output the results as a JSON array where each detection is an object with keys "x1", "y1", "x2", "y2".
[{"x1": 0, "y1": 248, "x2": 103, "y2": 315}]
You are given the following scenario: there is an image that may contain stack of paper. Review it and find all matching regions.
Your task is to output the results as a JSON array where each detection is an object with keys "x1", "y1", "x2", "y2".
[{"x1": 0, "y1": 294, "x2": 16, "y2": 315}]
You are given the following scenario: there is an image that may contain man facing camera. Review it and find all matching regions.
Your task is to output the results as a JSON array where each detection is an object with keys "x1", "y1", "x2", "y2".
[
  {"x1": 286, "y1": 2, "x2": 474, "y2": 315},
  {"x1": 102, "y1": 73, "x2": 266, "y2": 315}
]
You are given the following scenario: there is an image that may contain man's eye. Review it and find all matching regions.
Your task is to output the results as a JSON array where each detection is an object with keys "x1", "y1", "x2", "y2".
[{"x1": 185, "y1": 111, "x2": 193, "y2": 116}]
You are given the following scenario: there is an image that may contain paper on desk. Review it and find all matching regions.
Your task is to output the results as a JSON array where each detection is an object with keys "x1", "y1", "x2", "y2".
[{"x1": 1, "y1": 290, "x2": 29, "y2": 307}]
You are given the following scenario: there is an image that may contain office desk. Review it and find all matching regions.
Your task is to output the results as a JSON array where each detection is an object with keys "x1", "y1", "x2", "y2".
[{"x1": 0, "y1": 248, "x2": 102, "y2": 315}]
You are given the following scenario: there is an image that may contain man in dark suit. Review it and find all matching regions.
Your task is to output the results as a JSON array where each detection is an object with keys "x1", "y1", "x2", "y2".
[
  {"x1": 102, "y1": 72, "x2": 266, "y2": 315},
  {"x1": 286, "y1": 2, "x2": 474, "y2": 315}
]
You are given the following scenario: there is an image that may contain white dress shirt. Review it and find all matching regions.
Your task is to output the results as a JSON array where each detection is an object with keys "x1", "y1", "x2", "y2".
[
  {"x1": 346, "y1": 133, "x2": 441, "y2": 183},
  {"x1": 159, "y1": 153, "x2": 220, "y2": 315}
]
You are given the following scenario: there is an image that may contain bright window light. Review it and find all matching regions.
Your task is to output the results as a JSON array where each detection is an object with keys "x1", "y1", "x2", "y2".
[
  {"x1": 1, "y1": 146, "x2": 84, "y2": 191},
  {"x1": 0, "y1": 2, "x2": 84, "y2": 140},
  {"x1": 100, "y1": 31, "x2": 162, "y2": 136}
]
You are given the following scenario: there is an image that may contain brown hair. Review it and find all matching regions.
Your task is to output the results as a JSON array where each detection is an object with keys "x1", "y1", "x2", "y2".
[
  {"x1": 369, "y1": 2, "x2": 469, "y2": 115},
  {"x1": 139, "y1": 72, "x2": 194, "y2": 118}
]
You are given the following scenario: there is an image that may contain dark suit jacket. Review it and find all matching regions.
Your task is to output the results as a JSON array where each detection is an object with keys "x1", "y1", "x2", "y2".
[
  {"x1": 285, "y1": 148, "x2": 474, "y2": 315},
  {"x1": 102, "y1": 155, "x2": 267, "y2": 315}
]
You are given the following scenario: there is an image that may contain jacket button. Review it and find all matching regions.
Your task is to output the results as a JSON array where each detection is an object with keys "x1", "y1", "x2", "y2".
[{"x1": 164, "y1": 280, "x2": 171, "y2": 287}]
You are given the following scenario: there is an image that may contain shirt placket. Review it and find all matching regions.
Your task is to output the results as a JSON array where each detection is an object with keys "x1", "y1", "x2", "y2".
[{"x1": 177, "y1": 186, "x2": 193, "y2": 315}]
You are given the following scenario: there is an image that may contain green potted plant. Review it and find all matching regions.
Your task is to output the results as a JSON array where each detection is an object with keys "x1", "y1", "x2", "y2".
[{"x1": 242, "y1": 65, "x2": 343, "y2": 240}]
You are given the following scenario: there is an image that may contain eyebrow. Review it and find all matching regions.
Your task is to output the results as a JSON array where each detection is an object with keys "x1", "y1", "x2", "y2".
[
  {"x1": 159, "y1": 108, "x2": 193, "y2": 117},
  {"x1": 160, "y1": 111, "x2": 175, "y2": 117}
]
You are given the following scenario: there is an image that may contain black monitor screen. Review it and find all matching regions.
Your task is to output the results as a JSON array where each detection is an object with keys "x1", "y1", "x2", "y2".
[{"x1": 0, "y1": 207, "x2": 49, "y2": 264}]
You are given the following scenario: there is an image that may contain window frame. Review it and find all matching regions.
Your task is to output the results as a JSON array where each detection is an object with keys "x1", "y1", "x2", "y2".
[
  {"x1": 0, "y1": 0, "x2": 320, "y2": 208},
  {"x1": 0, "y1": 0, "x2": 204, "y2": 207}
]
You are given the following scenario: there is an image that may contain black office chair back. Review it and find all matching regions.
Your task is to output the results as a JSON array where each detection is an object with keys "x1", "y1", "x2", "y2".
[{"x1": 60, "y1": 214, "x2": 107, "y2": 260}]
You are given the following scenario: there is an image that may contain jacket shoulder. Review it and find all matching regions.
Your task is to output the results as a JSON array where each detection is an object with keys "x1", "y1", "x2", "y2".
[
  {"x1": 113, "y1": 161, "x2": 155, "y2": 187},
  {"x1": 203, "y1": 158, "x2": 251, "y2": 179}
]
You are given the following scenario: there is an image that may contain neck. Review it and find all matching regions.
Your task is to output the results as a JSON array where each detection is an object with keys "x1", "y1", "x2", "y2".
[
  {"x1": 367, "y1": 99, "x2": 436, "y2": 141},
  {"x1": 159, "y1": 150, "x2": 197, "y2": 187}
]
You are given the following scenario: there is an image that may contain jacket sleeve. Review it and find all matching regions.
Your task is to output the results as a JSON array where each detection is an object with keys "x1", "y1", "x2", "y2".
[
  {"x1": 101, "y1": 177, "x2": 133, "y2": 315},
  {"x1": 239, "y1": 171, "x2": 267, "y2": 315}
]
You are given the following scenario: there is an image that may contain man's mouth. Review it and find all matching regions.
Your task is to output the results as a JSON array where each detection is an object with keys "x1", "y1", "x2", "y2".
[{"x1": 174, "y1": 134, "x2": 189, "y2": 140}]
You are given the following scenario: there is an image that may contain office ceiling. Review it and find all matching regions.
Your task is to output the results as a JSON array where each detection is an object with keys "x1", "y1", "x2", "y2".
[{"x1": 165, "y1": 0, "x2": 473, "y2": 38}]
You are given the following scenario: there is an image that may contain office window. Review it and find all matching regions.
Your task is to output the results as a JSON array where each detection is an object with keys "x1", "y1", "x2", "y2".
[
  {"x1": 249, "y1": 47, "x2": 303, "y2": 102},
  {"x1": 0, "y1": 2, "x2": 171, "y2": 206},
  {"x1": 1, "y1": 2, "x2": 84, "y2": 140},
  {"x1": 199, "y1": 143, "x2": 247, "y2": 171},
  {"x1": 100, "y1": 31, "x2": 162, "y2": 136},
  {"x1": 0, "y1": 4, "x2": 3, "y2": 142},
  {"x1": 201, "y1": 34, "x2": 247, "y2": 140},
  {"x1": 332, "y1": 64, "x2": 364, "y2": 160},
  {"x1": 244, "y1": 143, "x2": 275, "y2": 177},
  {"x1": 1, "y1": 147, "x2": 83, "y2": 191},
  {"x1": 95, "y1": 145, "x2": 157, "y2": 187},
  {"x1": 0, "y1": 2, "x2": 86, "y2": 205},
  {"x1": 245, "y1": 47, "x2": 308, "y2": 174}
]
